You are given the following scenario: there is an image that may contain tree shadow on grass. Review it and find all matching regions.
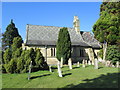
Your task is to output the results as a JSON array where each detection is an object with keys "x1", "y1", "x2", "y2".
[
  {"x1": 63, "y1": 73, "x2": 72, "y2": 77},
  {"x1": 30, "y1": 74, "x2": 51, "y2": 79},
  {"x1": 72, "y1": 67, "x2": 80, "y2": 69},
  {"x1": 59, "y1": 73, "x2": 120, "y2": 89}
]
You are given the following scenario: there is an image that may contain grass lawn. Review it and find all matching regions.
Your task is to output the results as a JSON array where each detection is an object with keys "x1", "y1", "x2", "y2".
[{"x1": 2, "y1": 63, "x2": 119, "y2": 88}]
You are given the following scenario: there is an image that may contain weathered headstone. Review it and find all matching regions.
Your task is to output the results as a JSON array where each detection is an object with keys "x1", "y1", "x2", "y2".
[
  {"x1": 60, "y1": 57, "x2": 63, "y2": 68},
  {"x1": 94, "y1": 59, "x2": 98, "y2": 69},
  {"x1": 77, "y1": 61, "x2": 80, "y2": 67},
  {"x1": 88, "y1": 60, "x2": 91, "y2": 65},
  {"x1": 116, "y1": 61, "x2": 119, "y2": 68},
  {"x1": 57, "y1": 61, "x2": 63, "y2": 77},
  {"x1": 49, "y1": 65, "x2": 52, "y2": 72},
  {"x1": 92, "y1": 61, "x2": 94, "y2": 65},
  {"x1": 68, "y1": 58, "x2": 72, "y2": 69},
  {"x1": 28, "y1": 61, "x2": 32, "y2": 80},
  {"x1": 85, "y1": 60, "x2": 88, "y2": 66},
  {"x1": 82, "y1": 60, "x2": 85, "y2": 68}
]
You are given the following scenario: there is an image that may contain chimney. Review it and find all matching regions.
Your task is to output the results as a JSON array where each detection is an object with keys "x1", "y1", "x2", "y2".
[{"x1": 73, "y1": 16, "x2": 80, "y2": 33}]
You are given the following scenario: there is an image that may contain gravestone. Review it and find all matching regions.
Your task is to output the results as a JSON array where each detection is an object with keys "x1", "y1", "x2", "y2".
[
  {"x1": 92, "y1": 61, "x2": 94, "y2": 65},
  {"x1": 85, "y1": 60, "x2": 88, "y2": 66},
  {"x1": 77, "y1": 61, "x2": 80, "y2": 67},
  {"x1": 57, "y1": 61, "x2": 63, "y2": 77},
  {"x1": 94, "y1": 59, "x2": 98, "y2": 69},
  {"x1": 68, "y1": 58, "x2": 72, "y2": 69},
  {"x1": 116, "y1": 61, "x2": 119, "y2": 68},
  {"x1": 60, "y1": 57, "x2": 63, "y2": 68},
  {"x1": 28, "y1": 61, "x2": 32, "y2": 80},
  {"x1": 88, "y1": 60, "x2": 91, "y2": 65},
  {"x1": 49, "y1": 65, "x2": 52, "y2": 72},
  {"x1": 82, "y1": 60, "x2": 85, "y2": 68}
]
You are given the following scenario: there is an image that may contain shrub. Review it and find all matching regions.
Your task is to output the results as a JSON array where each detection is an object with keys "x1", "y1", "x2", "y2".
[
  {"x1": 3, "y1": 48, "x2": 12, "y2": 64},
  {"x1": 98, "y1": 49, "x2": 103, "y2": 59},
  {"x1": 5, "y1": 58, "x2": 17, "y2": 73},
  {"x1": 35, "y1": 49, "x2": 46, "y2": 69},
  {"x1": 12, "y1": 48, "x2": 22, "y2": 59},
  {"x1": 106, "y1": 45, "x2": 120, "y2": 65}
]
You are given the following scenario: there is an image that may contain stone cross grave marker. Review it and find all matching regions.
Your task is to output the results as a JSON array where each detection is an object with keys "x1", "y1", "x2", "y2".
[
  {"x1": 82, "y1": 59, "x2": 85, "y2": 68},
  {"x1": 77, "y1": 61, "x2": 80, "y2": 67},
  {"x1": 94, "y1": 58, "x2": 98, "y2": 69},
  {"x1": 57, "y1": 61, "x2": 63, "y2": 77},
  {"x1": 28, "y1": 61, "x2": 32, "y2": 80},
  {"x1": 68, "y1": 58, "x2": 72, "y2": 69}
]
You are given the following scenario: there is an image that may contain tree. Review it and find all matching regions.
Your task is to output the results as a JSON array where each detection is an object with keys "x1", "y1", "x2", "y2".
[
  {"x1": 5, "y1": 58, "x2": 17, "y2": 73},
  {"x1": 3, "y1": 48, "x2": 12, "y2": 64},
  {"x1": 2, "y1": 19, "x2": 23, "y2": 50},
  {"x1": 35, "y1": 49, "x2": 45, "y2": 68},
  {"x1": 11, "y1": 37, "x2": 23, "y2": 52},
  {"x1": 56, "y1": 27, "x2": 71, "y2": 64},
  {"x1": 92, "y1": 2, "x2": 120, "y2": 45},
  {"x1": 106, "y1": 45, "x2": 120, "y2": 65},
  {"x1": 12, "y1": 48, "x2": 22, "y2": 59}
]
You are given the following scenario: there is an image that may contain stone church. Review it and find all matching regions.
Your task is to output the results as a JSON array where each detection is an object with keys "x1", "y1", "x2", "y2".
[{"x1": 23, "y1": 16, "x2": 101, "y2": 64}]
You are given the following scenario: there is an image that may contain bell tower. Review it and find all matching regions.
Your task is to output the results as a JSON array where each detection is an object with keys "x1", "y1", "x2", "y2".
[{"x1": 73, "y1": 16, "x2": 80, "y2": 33}]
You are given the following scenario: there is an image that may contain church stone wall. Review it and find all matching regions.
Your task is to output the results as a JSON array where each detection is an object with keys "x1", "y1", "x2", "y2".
[{"x1": 22, "y1": 43, "x2": 100, "y2": 64}]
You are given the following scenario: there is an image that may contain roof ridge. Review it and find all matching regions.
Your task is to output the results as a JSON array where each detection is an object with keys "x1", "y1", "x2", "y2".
[{"x1": 27, "y1": 24, "x2": 74, "y2": 29}]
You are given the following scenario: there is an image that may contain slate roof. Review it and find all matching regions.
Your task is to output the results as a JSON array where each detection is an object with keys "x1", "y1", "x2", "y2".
[
  {"x1": 81, "y1": 31, "x2": 101, "y2": 48},
  {"x1": 25, "y1": 24, "x2": 90, "y2": 47}
]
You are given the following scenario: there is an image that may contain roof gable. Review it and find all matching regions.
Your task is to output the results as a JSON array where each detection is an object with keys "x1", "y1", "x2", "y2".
[{"x1": 25, "y1": 24, "x2": 89, "y2": 47}]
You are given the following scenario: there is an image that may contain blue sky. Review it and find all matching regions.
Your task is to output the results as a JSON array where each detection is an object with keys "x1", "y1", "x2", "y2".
[{"x1": 2, "y1": 2, "x2": 102, "y2": 41}]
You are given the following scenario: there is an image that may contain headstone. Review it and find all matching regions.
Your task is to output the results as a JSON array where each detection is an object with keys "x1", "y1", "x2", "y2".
[
  {"x1": 57, "y1": 61, "x2": 63, "y2": 77},
  {"x1": 92, "y1": 61, "x2": 94, "y2": 65},
  {"x1": 28, "y1": 61, "x2": 32, "y2": 80},
  {"x1": 94, "y1": 59, "x2": 98, "y2": 69},
  {"x1": 88, "y1": 60, "x2": 91, "y2": 65},
  {"x1": 68, "y1": 58, "x2": 72, "y2": 69},
  {"x1": 116, "y1": 61, "x2": 119, "y2": 68},
  {"x1": 82, "y1": 60, "x2": 85, "y2": 68},
  {"x1": 85, "y1": 60, "x2": 88, "y2": 66},
  {"x1": 49, "y1": 65, "x2": 52, "y2": 72},
  {"x1": 60, "y1": 57, "x2": 63, "y2": 68},
  {"x1": 112, "y1": 64, "x2": 115, "y2": 68},
  {"x1": 77, "y1": 61, "x2": 80, "y2": 67}
]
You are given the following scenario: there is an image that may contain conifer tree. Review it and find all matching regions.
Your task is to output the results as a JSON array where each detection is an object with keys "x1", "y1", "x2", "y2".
[
  {"x1": 2, "y1": 19, "x2": 23, "y2": 50},
  {"x1": 92, "y1": 2, "x2": 120, "y2": 45},
  {"x1": 35, "y1": 49, "x2": 45, "y2": 68},
  {"x1": 56, "y1": 27, "x2": 71, "y2": 64},
  {"x1": 3, "y1": 48, "x2": 12, "y2": 64}
]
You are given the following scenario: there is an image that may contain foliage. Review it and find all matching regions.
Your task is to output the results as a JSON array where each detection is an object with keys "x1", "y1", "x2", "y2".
[
  {"x1": 3, "y1": 48, "x2": 12, "y2": 64},
  {"x1": 5, "y1": 58, "x2": 17, "y2": 73},
  {"x1": 98, "y1": 49, "x2": 103, "y2": 59},
  {"x1": 106, "y1": 45, "x2": 120, "y2": 65},
  {"x1": 12, "y1": 48, "x2": 22, "y2": 59},
  {"x1": 29, "y1": 48, "x2": 36, "y2": 66},
  {"x1": 92, "y1": 2, "x2": 120, "y2": 45},
  {"x1": 17, "y1": 57, "x2": 25, "y2": 73},
  {"x1": 11, "y1": 37, "x2": 23, "y2": 52},
  {"x1": 35, "y1": 49, "x2": 44, "y2": 67},
  {"x1": 35, "y1": 49, "x2": 48, "y2": 69},
  {"x1": 56, "y1": 27, "x2": 71, "y2": 64},
  {"x1": 2, "y1": 19, "x2": 23, "y2": 50}
]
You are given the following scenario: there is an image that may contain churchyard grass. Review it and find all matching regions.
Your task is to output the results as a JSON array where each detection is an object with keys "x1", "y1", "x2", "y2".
[{"x1": 2, "y1": 63, "x2": 119, "y2": 88}]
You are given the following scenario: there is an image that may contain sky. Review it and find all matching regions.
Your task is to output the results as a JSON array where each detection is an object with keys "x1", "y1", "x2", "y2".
[{"x1": 2, "y1": 2, "x2": 102, "y2": 41}]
